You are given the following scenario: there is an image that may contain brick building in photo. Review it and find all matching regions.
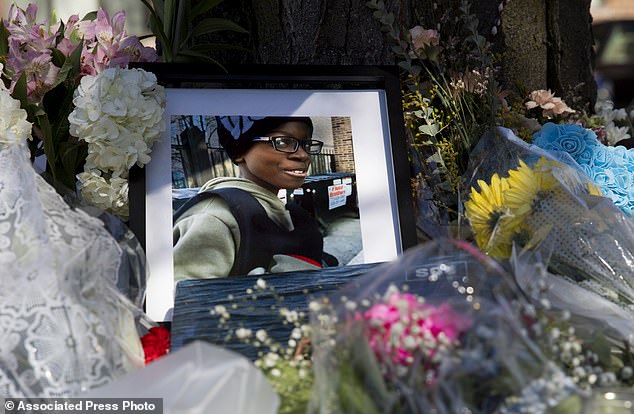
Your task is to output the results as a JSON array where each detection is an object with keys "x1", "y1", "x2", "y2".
[{"x1": 331, "y1": 116, "x2": 355, "y2": 173}]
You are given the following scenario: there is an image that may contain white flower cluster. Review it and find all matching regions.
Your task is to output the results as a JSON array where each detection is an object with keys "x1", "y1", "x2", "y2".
[
  {"x1": 595, "y1": 100, "x2": 632, "y2": 146},
  {"x1": 0, "y1": 68, "x2": 32, "y2": 145},
  {"x1": 77, "y1": 171, "x2": 128, "y2": 219},
  {"x1": 69, "y1": 67, "x2": 166, "y2": 218}
]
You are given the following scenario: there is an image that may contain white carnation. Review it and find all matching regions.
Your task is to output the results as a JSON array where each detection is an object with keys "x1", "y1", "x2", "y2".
[
  {"x1": 0, "y1": 88, "x2": 32, "y2": 144},
  {"x1": 69, "y1": 67, "x2": 166, "y2": 175},
  {"x1": 77, "y1": 170, "x2": 129, "y2": 219}
]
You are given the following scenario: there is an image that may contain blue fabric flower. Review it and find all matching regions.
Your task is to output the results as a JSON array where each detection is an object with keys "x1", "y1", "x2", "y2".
[
  {"x1": 533, "y1": 122, "x2": 599, "y2": 151},
  {"x1": 533, "y1": 122, "x2": 634, "y2": 216},
  {"x1": 218, "y1": 116, "x2": 266, "y2": 140}
]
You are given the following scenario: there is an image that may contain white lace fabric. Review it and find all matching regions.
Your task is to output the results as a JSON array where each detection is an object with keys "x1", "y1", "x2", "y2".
[{"x1": 0, "y1": 141, "x2": 144, "y2": 397}]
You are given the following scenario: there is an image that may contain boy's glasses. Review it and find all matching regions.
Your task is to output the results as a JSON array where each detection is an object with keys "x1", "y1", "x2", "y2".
[{"x1": 252, "y1": 136, "x2": 324, "y2": 155}]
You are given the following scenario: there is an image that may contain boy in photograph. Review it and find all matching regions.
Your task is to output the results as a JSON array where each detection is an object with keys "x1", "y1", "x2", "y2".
[{"x1": 173, "y1": 116, "x2": 328, "y2": 282}]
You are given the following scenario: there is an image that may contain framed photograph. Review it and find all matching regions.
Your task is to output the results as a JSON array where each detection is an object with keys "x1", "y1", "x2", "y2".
[{"x1": 129, "y1": 64, "x2": 416, "y2": 321}]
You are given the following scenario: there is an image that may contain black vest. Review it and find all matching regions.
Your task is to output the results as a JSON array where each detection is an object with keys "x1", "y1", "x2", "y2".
[{"x1": 174, "y1": 188, "x2": 324, "y2": 276}]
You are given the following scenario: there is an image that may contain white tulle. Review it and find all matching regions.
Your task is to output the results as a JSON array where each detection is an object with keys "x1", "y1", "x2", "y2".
[{"x1": 0, "y1": 141, "x2": 144, "y2": 397}]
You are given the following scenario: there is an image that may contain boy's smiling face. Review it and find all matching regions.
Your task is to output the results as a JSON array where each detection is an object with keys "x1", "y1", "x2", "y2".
[{"x1": 235, "y1": 121, "x2": 312, "y2": 193}]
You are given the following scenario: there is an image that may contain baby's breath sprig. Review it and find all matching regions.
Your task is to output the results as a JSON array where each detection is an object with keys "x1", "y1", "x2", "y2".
[{"x1": 209, "y1": 278, "x2": 315, "y2": 414}]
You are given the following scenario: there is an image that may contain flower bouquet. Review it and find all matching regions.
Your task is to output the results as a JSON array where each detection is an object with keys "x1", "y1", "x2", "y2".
[
  {"x1": 307, "y1": 238, "x2": 579, "y2": 414},
  {"x1": 0, "y1": 4, "x2": 165, "y2": 219},
  {"x1": 464, "y1": 127, "x2": 634, "y2": 318}
]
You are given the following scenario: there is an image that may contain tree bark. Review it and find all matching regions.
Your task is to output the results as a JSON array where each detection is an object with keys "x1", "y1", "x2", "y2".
[{"x1": 201, "y1": 0, "x2": 596, "y2": 105}]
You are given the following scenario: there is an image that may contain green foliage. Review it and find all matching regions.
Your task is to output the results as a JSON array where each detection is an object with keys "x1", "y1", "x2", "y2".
[
  {"x1": 261, "y1": 359, "x2": 313, "y2": 414},
  {"x1": 336, "y1": 331, "x2": 389, "y2": 414},
  {"x1": 367, "y1": 0, "x2": 507, "y2": 239},
  {"x1": 140, "y1": 0, "x2": 249, "y2": 66}
]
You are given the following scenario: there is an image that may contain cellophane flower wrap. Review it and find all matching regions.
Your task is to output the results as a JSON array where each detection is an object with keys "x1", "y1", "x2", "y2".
[
  {"x1": 308, "y1": 238, "x2": 576, "y2": 414},
  {"x1": 0, "y1": 83, "x2": 147, "y2": 397},
  {"x1": 464, "y1": 127, "x2": 634, "y2": 314}
]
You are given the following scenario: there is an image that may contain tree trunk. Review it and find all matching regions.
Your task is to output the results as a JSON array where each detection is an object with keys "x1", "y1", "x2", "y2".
[{"x1": 203, "y1": 0, "x2": 595, "y2": 106}]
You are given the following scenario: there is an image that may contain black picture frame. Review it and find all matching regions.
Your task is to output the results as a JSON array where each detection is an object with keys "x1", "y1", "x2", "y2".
[{"x1": 128, "y1": 63, "x2": 416, "y2": 321}]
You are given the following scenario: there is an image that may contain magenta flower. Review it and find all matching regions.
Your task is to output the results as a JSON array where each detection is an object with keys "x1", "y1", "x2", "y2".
[{"x1": 359, "y1": 289, "x2": 471, "y2": 371}]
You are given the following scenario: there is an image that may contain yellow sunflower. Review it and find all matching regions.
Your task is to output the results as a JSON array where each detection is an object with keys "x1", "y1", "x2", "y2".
[
  {"x1": 504, "y1": 158, "x2": 560, "y2": 222},
  {"x1": 585, "y1": 182, "x2": 603, "y2": 196},
  {"x1": 465, "y1": 173, "x2": 515, "y2": 258}
]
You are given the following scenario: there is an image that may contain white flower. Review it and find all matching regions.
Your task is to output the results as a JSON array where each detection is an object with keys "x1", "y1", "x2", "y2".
[
  {"x1": 235, "y1": 328, "x2": 252, "y2": 339},
  {"x1": 255, "y1": 329, "x2": 268, "y2": 342},
  {"x1": 76, "y1": 170, "x2": 129, "y2": 219},
  {"x1": 595, "y1": 100, "x2": 628, "y2": 123},
  {"x1": 291, "y1": 328, "x2": 302, "y2": 339},
  {"x1": 606, "y1": 123, "x2": 631, "y2": 145},
  {"x1": 0, "y1": 87, "x2": 32, "y2": 145},
  {"x1": 69, "y1": 67, "x2": 166, "y2": 176}
]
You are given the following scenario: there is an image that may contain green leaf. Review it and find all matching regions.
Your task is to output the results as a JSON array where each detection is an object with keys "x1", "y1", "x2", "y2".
[
  {"x1": 397, "y1": 61, "x2": 411, "y2": 71},
  {"x1": 419, "y1": 124, "x2": 440, "y2": 136},
  {"x1": 49, "y1": 40, "x2": 83, "y2": 90},
  {"x1": 61, "y1": 142, "x2": 87, "y2": 183},
  {"x1": 426, "y1": 151, "x2": 445, "y2": 166},
  {"x1": 140, "y1": 0, "x2": 172, "y2": 61},
  {"x1": 189, "y1": 17, "x2": 248, "y2": 39},
  {"x1": 12, "y1": 73, "x2": 29, "y2": 108},
  {"x1": 0, "y1": 21, "x2": 10, "y2": 64},
  {"x1": 438, "y1": 180, "x2": 454, "y2": 192},
  {"x1": 54, "y1": 20, "x2": 65, "y2": 45},
  {"x1": 42, "y1": 82, "x2": 69, "y2": 121},
  {"x1": 191, "y1": 0, "x2": 224, "y2": 17},
  {"x1": 50, "y1": 48, "x2": 66, "y2": 67},
  {"x1": 380, "y1": 13, "x2": 394, "y2": 25},
  {"x1": 150, "y1": 0, "x2": 165, "y2": 22},
  {"x1": 164, "y1": 0, "x2": 177, "y2": 45},
  {"x1": 549, "y1": 395, "x2": 582, "y2": 414},
  {"x1": 391, "y1": 45, "x2": 404, "y2": 55},
  {"x1": 35, "y1": 114, "x2": 56, "y2": 177},
  {"x1": 81, "y1": 11, "x2": 97, "y2": 21},
  {"x1": 176, "y1": 50, "x2": 227, "y2": 71},
  {"x1": 188, "y1": 43, "x2": 252, "y2": 54}
]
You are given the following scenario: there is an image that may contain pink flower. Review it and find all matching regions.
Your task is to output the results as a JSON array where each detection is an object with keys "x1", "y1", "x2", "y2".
[
  {"x1": 79, "y1": 9, "x2": 158, "y2": 75},
  {"x1": 410, "y1": 26, "x2": 440, "y2": 50},
  {"x1": 525, "y1": 89, "x2": 575, "y2": 118},
  {"x1": 4, "y1": 4, "x2": 80, "y2": 102},
  {"x1": 3, "y1": 4, "x2": 158, "y2": 99},
  {"x1": 359, "y1": 290, "x2": 471, "y2": 370}
]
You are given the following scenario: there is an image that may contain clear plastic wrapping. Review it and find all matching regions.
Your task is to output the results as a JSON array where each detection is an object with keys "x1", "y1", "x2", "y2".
[
  {"x1": 308, "y1": 238, "x2": 575, "y2": 414},
  {"x1": 0, "y1": 140, "x2": 146, "y2": 397},
  {"x1": 463, "y1": 127, "x2": 634, "y2": 310}
]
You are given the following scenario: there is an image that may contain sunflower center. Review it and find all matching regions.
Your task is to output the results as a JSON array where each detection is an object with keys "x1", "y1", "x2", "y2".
[
  {"x1": 487, "y1": 209, "x2": 506, "y2": 230},
  {"x1": 531, "y1": 190, "x2": 553, "y2": 213}
]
